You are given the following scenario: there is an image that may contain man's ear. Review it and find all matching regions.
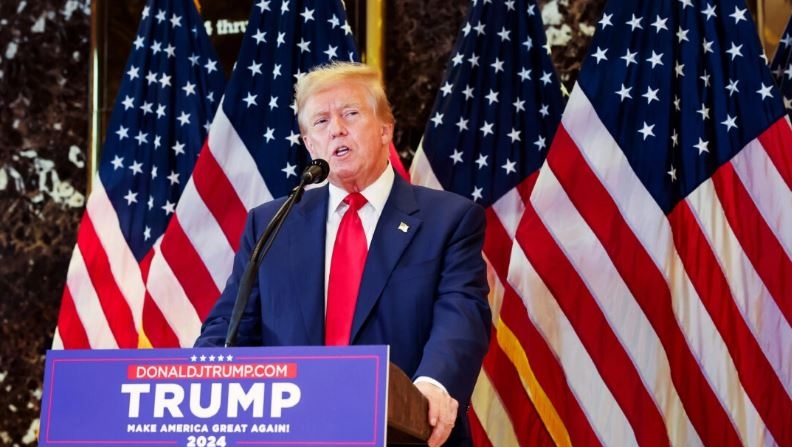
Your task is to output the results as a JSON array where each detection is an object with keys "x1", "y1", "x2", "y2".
[
  {"x1": 380, "y1": 123, "x2": 394, "y2": 145},
  {"x1": 302, "y1": 135, "x2": 314, "y2": 155}
]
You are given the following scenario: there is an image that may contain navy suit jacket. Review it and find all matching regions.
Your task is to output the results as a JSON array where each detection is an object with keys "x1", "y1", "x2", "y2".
[{"x1": 196, "y1": 174, "x2": 491, "y2": 444}]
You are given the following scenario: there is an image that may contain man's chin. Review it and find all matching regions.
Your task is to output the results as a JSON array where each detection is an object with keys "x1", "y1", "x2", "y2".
[{"x1": 328, "y1": 171, "x2": 357, "y2": 190}]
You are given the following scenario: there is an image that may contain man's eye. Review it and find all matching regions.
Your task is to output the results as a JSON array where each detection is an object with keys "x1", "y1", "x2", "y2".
[{"x1": 313, "y1": 118, "x2": 327, "y2": 126}]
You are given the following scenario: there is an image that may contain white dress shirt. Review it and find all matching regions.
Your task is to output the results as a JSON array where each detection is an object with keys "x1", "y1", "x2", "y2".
[
  {"x1": 323, "y1": 164, "x2": 395, "y2": 297},
  {"x1": 322, "y1": 164, "x2": 447, "y2": 394}
]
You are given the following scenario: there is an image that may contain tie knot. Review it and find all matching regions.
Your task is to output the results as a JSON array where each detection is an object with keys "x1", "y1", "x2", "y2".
[{"x1": 344, "y1": 192, "x2": 367, "y2": 212}]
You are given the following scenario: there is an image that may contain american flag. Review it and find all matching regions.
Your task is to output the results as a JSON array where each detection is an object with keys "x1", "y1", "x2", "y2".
[
  {"x1": 510, "y1": 0, "x2": 791, "y2": 445},
  {"x1": 54, "y1": 0, "x2": 226, "y2": 349},
  {"x1": 139, "y1": 0, "x2": 364, "y2": 347},
  {"x1": 770, "y1": 15, "x2": 792, "y2": 118},
  {"x1": 408, "y1": 0, "x2": 565, "y2": 445}
]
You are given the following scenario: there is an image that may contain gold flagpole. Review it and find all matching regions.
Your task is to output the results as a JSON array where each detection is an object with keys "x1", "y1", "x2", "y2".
[
  {"x1": 87, "y1": 0, "x2": 103, "y2": 193},
  {"x1": 365, "y1": 0, "x2": 385, "y2": 77}
]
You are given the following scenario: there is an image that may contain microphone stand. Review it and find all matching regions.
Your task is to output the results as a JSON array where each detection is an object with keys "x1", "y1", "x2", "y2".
[{"x1": 223, "y1": 176, "x2": 312, "y2": 347}]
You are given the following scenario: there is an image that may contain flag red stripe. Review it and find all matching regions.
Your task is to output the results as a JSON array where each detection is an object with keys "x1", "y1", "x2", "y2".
[
  {"x1": 546, "y1": 126, "x2": 743, "y2": 446},
  {"x1": 56, "y1": 286, "x2": 91, "y2": 349},
  {"x1": 483, "y1": 210, "x2": 511, "y2": 276},
  {"x1": 482, "y1": 171, "x2": 538, "y2": 277},
  {"x1": 389, "y1": 142, "x2": 410, "y2": 181},
  {"x1": 758, "y1": 118, "x2": 792, "y2": 190},
  {"x1": 517, "y1": 203, "x2": 671, "y2": 447},
  {"x1": 486, "y1": 204, "x2": 600, "y2": 447},
  {"x1": 482, "y1": 330, "x2": 555, "y2": 447},
  {"x1": 499, "y1": 286, "x2": 602, "y2": 447},
  {"x1": 468, "y1": 406, "x2": 494, "y2": 447},
  {"x1": 516, "y1": 174, "x2": 538, "y2": 203},
  {"x1": 713, "y1": 163, "x2": 791, "y2": 322},
  {"x1": 76, "y1": 215, "x2": 138, "y2": 348},
  {"x1": 669, "y1": 202, "x2": 792, "y2": 446},
  {"x1": 160, "y1": 217, "x2": 221, "y2": 320},
  {"x1": 192, "y1": 145, "x2": 248, "y2": 252},
  {"x1": 481, "y1": 170, "x2": 578, "y2": 446},
  {"x1": 141, "y1": 293, "x2": 181, "y2": 348}
]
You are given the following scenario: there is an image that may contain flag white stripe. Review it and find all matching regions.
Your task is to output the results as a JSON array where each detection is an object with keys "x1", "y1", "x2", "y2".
[
  {"x1": 485, "y1": 187, "x2": 527, "y2": 321},
  {"x1": 146, "y1": 242, "x2": 203, "y2": 347},
  {"x1": 209, "y1": 107, "x2": 272, "y2": 210},
  {"x1": 65, "y1": 247, "x2": 118, "y2": 348},
  {"x1": 731, "y1": 138, "x2": 792, "y2": 257},
  {"x1": 470, "y1": 368, "x2": 520, "y2": 447},
  {"x1": 529, "y1": 164, "x2": 701, "y2": 447},
  {"x1": 175, "y1": 178, "x2": 236, "y2": 290},
  {"x1": 508, "y1": 240, "x2": 632, "y2": 447},
  {"x1": 491, "y1": 187, "x2": 525, "y2": 241},
  {"x1": 409, "y1": 141, "x2": 444, "y2": 191},
  {"x1": 687, "y1": 174, "x2": 792, "y2": 393},
  {"x1": 51, "y1": 329, "x2": 63, "y2": 349},
  {"x1": 87, "y1": 180, "x2": 145, "y2": 329}
]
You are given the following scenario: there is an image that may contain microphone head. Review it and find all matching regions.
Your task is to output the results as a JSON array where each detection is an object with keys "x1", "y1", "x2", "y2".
[{"x1": 304, "y1": 158, "x2": 330, "y2": 184}]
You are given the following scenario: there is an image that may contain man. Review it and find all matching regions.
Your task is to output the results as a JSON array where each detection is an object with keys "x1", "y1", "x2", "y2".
[{"x1": 196, "y1": 62, "x2": 491, "y2": 446}]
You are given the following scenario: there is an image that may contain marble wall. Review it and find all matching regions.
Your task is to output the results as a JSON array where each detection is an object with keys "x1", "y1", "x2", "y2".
[{"x1": 0, "y1": 0, "x2": 90, "y2": 444}]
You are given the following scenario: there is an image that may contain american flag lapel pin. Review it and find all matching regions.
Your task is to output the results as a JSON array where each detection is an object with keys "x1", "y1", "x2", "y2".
[{"x1": 398, "y1": 222, "x2": 409, "y2": 233}]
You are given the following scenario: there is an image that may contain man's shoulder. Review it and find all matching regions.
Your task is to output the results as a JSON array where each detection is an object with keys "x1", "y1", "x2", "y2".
[
  {"x1": 249, "y1": 185, "x2": 327, "y2": 216},
  {"x1": 248, "y1": 195, "x2": 288, "y2": 219},
  {"x1": 406, "y1": 183, "x2": 482, "y2": 211}
]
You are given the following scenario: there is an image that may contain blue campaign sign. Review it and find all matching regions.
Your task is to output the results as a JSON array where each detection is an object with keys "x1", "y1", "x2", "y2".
[{"x1": 39, "y1": 345, "x2": 389, "y2": 446}]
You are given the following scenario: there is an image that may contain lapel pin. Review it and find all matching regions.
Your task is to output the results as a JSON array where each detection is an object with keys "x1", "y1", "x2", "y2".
[{"x1": 398, "y1": 222, "x2": 409, "y2": 233}]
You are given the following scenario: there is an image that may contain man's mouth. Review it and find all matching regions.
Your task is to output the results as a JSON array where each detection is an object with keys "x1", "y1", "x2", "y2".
[{"x1": 333, "y1": 146, "x2": 350, "y2": 157}]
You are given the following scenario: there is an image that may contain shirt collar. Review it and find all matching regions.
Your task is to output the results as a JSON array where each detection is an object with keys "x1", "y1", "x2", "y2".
[{"x1": 328, "y1": 164, "x2": 395, "y2": 214}]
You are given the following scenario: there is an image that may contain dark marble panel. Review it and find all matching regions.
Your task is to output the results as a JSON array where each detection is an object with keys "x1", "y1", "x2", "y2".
[
  {"x1": 384, "y1": 0, "x2": 470, "y2": 167},
  {"x1": 0, "y1": 0, "x2": 90, "y2": 444}
]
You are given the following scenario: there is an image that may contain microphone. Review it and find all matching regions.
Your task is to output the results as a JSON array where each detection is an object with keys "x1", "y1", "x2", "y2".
[
  {"x1": 224, "y1": 159, "x2": 330, "y2": 347},
  {"x1": 301, "y1": 158, "x2": 329, "y2": 184}
]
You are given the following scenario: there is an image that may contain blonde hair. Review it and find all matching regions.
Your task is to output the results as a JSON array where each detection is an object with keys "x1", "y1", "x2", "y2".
[{"x1": 295, "y1": 61, "x2": 395, "y2": 132}]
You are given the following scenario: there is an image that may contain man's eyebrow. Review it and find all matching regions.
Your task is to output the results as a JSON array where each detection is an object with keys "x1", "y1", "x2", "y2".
[{"x1": 307, "y1": 101, "x2": 362, "y2": 120}]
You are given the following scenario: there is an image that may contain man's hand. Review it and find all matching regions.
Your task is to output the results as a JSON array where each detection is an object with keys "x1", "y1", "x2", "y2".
[{"x1": 414, "y1": 381, "x2": 459, "y2": 447}]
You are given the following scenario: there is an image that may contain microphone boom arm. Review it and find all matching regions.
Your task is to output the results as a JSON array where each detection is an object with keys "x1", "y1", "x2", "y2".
[{"x1": 223, "y1": 160, "x2": 328, "y2": 347}]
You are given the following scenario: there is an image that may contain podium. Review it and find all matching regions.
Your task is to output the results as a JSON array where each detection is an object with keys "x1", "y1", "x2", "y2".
[
  {"x1": 39, "y1": 345, "x2": 430, "y2": 446},
  {"x1": 386, "y1": 362, "x2": 432, "y2": 444}
]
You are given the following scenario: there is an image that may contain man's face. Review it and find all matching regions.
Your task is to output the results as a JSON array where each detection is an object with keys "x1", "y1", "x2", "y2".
[{"x1": 301, "y1": 82, "x2": 393, "y2": 192}]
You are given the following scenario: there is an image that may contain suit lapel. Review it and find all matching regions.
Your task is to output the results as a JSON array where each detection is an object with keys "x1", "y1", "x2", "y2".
[
  {"x1": 284, "y1": 186, "x2": 328, "y2": 345},
  {"x1": 350, "y1": 177, "x2": 421, "y2": 342}
]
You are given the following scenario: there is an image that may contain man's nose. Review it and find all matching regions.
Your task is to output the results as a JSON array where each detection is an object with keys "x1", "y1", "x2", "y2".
[{"x1": 328, "y1": 115, "x2": 347, "y2": 137}]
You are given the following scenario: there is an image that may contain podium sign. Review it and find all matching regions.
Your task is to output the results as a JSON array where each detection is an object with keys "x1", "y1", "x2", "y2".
[{"x1": 40, "y1": 345, "x2": 389, "y2": 446}]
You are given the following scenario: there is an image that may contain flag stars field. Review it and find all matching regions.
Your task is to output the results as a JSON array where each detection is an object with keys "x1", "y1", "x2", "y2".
[
  {"x1": 770, "y1": 17, "x2": 792, "y2": 116},
  {"x1": 282, "y1": 162, "x2": 297, "y2": 178},
  {"x1": 252, "y1": 30, "x2": 267, "y2": 44}
]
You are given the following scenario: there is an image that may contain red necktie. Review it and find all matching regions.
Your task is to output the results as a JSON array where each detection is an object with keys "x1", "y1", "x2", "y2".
[{"x1": 325, "y1": 192, "x2": 368, "y2": 345}]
